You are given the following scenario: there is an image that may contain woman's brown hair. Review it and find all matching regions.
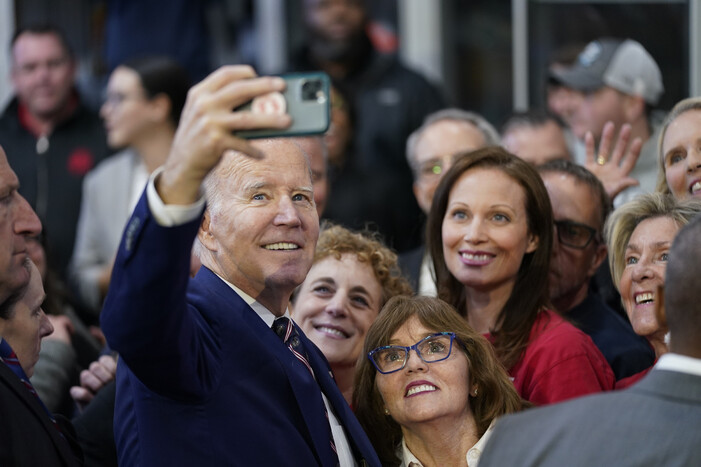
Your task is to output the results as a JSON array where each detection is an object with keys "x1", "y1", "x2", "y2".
[
  {"x1": 353, "y1": 295, "x2": 525, "y2": 466},
  {"x1": 425, "y1": 146, "x2": 553, "y2": 370}
]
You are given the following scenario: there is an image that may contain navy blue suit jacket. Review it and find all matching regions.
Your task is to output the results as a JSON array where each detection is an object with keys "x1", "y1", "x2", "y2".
[{"x1": 101, "y1": 193, "x2": 380, "y2": 466}]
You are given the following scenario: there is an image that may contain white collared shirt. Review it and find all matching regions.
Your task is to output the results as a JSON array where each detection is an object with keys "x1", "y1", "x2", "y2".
[
  {"x1": 399, "y1": 421, "x2": 494, "y2": 467},
  {"x1": 655, "y1": 353, "x2": 701, "y2": 377},
  {"x1": 146, "y1": 171, "x2": 356, "y2": 466}
]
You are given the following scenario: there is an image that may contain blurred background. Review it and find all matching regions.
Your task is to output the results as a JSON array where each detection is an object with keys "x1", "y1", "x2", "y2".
[{"x1": 1, "y1": 0, "x2": 698, "y2": 135}]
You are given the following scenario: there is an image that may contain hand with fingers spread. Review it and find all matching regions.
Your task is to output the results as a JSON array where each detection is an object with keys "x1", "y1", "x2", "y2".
[
  {"x1": 70, "y1": 354, "x2": 118, "y2": 409},
  {"x1": 157, "y1": 65, "x2": 292, "y2": 205},
  {"x1": 584, "y1": 121, "x2": 643, "y2": 201}
]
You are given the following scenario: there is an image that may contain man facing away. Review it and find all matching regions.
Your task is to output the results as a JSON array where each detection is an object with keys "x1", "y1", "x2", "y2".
[
  {"x1": 538, "y1": 160, "x2": 654, "y2": 380},
  {"x1": 100, "y1": 66, "x2": 380, "y2": 466},
  {"x1": 479, "y1": 208, "x2": 701, "y2": 467},
  {"x1": 0, "y1": 24, "x2": 109, "y2": 278}
]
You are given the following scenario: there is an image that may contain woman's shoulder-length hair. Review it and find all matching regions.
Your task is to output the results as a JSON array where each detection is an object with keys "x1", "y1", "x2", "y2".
[
  {"x1": 353, "y1": 295, "x2": 525, "y2": 467},
  {"x1": 425, "y1": 146, "x2": 553, "y2": 370}
]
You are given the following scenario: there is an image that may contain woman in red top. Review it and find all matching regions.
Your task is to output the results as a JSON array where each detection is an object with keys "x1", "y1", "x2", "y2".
[
  {"x1": 605, "y1": 193, "x2": 701, "y2": 388},
  {"x1": 426, "y1": 147, "x2": 614, "y2": 405}
]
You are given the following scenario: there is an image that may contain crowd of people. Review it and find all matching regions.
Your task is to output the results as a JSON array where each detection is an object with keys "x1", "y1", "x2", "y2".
[{"x1": 2, "y1": 1, "x2": 701, "y2": 465}]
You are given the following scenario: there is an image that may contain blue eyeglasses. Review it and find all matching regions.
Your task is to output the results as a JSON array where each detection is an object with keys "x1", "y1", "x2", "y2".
[{"x1": 368, "y1": 332, "x2": 458, "y2": 374}]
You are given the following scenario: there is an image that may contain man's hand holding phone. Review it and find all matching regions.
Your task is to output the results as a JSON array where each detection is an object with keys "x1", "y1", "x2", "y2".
[
  {"x1": 236, "y1": 72, "x2": 330, "y2": 139},
  {"x1": 157, "y1": 65, "x2": 292, "y2": 206}
]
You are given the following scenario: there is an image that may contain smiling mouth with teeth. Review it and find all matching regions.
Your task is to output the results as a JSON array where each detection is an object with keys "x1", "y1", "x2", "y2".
[
  {"x1": 635, "y1": 292, "x2": 655, "y2": 305},
  {"x1": 405, "y1": 384, "x2": 437, "y2": 397},
  {"x1": 264, "y1": 242, "x2": 299, "y2": 250},
  {"x1": 690, "y1": 181, "x2": 701, "y2": 195},
  {"x1": 315, "y1": 325, "x2": 348, "y2": 338},
  {"x1": 461, "y1": 253, "x2": 491, "y2": 261}
]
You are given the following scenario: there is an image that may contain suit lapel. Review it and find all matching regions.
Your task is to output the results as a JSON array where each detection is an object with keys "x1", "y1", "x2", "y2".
[
  {"x1": 300, "y1": 328, "x2": 381, "y2": 466},
  {"x1": 0, "y1": 363, "x2": 76, "y2": 465},
  {"x1": 191, "y1": 270, "x2": 337, "y2": 465}
]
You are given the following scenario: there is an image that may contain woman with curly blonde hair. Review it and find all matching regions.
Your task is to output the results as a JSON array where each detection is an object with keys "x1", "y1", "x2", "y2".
[{"x1": 291, "y1": 223, "x2": 413, "y2": 403}]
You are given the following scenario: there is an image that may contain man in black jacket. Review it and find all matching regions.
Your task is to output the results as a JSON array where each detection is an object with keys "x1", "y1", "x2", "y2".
[
  {"x1": 293, "y1": 0, "x2": 445, "y2": 252},
  {"x1": 0, "y1": 24, "x2": 109, "y2": 279}
]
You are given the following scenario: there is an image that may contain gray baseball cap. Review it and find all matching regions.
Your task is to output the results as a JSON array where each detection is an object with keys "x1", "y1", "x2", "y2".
[{"x1": 550, "y1": 38, "x2": 664, "y2": 105}]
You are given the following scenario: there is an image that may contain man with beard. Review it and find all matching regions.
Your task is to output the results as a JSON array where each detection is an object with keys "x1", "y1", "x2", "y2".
[
  {"x1": 538, "y1": 159, "x2": 654, "y2": 380},
  {"x1": 291, "y1": 0, "x2": 445, "y2": 252}
]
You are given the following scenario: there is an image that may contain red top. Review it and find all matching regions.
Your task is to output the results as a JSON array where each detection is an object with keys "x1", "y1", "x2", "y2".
[{"x1": 486, "y1": 309, "x2": 615, "y2": 406}]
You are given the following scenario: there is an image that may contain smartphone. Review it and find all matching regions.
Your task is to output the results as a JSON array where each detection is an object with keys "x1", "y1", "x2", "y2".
[{"x1": 236, "y1": 71, "x2": 331, "y2": 139}]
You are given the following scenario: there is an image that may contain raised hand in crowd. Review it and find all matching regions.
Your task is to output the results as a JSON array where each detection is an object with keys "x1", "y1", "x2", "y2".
[{"x1": 584, "y1": 121, "x2": 643, "y2": 201}]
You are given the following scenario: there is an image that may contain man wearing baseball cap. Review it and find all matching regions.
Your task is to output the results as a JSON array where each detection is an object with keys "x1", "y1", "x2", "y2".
[{"x1": 550, "y1": 38, "x2": 664, "y2": 206}]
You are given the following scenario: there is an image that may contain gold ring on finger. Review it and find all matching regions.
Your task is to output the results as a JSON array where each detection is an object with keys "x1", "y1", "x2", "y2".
[{"x1": 596, "y1": 155, "x2": 606, "y2": 166}]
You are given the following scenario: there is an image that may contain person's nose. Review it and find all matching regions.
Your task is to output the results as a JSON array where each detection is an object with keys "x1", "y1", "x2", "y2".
[
  {"x1": 464, "y1": 218, "x2": 487, "y2": 244},
  {"x1": 442, "y1": 154, "x2": 455, "y2": 175},
  {"x1": 273, "y1": 196, "x2": 302, "y2": 227},
  {"x1": 404, "y1": 347, "x2": 427, "y2": 373},
  {"x1": 631, "y1": 258, "x2": 655, "y2": 283},
  {"x1": 14, "y1": 194, "x2": 41, "y2": 237},
  {"x1": 40, "y1": 311, "x2": 54, "y2": 338},
  {"x1": 686, "y1": 146, "x2": 701, "y2": 172},
  {"x1": 324, "y1": 293, "x2": 348, "y2": 318},
  {"x1": 99, "y1": 100, "x2": 111, "y2": 120}
]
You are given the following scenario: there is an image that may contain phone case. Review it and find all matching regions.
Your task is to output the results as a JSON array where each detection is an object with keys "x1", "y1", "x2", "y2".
[{"x1": 236, "y1": 71, "x2": 331, "y2": 139}]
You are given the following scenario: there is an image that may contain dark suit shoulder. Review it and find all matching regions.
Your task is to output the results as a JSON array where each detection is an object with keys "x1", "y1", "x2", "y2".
[{"x1": 0, "y1": 365, "x2": 82, "y2": 466}]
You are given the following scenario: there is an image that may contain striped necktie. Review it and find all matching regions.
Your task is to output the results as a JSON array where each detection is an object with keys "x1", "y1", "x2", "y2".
[{"x1": 273, "y1": 317, "x2": 339, "y2": 462}]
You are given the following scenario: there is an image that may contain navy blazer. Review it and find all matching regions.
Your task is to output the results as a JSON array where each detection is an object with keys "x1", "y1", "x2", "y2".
[
  {"x1": 0, "y1": 362, "x2": 81, "y2": 466},
  {"x1": 101, "y1": 193, "x2": 380, "y2": 466}
]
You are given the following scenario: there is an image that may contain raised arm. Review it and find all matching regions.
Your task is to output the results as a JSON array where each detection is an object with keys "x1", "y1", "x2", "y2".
[
  {"x1": 156, "y1": 66, "x2": 290, "y2": 204},
  {"x1": 101, "y1": 66, "x2": 290, "y2": 397}
]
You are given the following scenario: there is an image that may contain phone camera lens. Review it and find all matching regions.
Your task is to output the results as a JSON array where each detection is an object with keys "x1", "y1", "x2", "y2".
[{"x1": 301, "y1": 79, "x2": 324, "y2": 102}]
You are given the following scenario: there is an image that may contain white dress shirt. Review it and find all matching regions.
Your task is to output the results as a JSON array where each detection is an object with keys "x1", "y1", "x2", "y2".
[
  {"x1": 399, "y1": 421, "x2": 494, "y2": 467},
  {"x1": 655, "y1": 353, "x2": 701, "y2": 377}
]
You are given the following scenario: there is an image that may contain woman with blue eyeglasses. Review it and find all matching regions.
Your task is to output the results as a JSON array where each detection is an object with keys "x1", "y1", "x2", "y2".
[{"x1": 353, "y1": 295, "x2": 525, "y2": 467}]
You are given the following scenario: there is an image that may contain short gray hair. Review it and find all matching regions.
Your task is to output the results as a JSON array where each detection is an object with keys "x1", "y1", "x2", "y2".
[{"x1": 405, "y1": 108, "x2": 500, "y2": 174}]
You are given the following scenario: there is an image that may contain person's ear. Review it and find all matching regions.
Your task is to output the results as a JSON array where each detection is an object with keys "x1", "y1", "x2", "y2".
[
  {"x1": 148, "y1": 93, "x2": 172, "y2": 124},
  {"x1": 197, "y1": 210, "x2": 217, "y2": 252},
  {"x1": 526, "y1": 233, "x2": 539, "y2": 254}
]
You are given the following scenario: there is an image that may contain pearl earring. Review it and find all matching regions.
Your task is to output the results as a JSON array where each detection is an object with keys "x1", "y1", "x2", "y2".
[{"x1": 384, "y1": 408, "x2": 390, "y2": 415}]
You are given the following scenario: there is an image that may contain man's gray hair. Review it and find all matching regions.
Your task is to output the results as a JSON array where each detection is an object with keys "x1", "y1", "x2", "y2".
[{"x1": 405, "y1": 108, "x2": 500, "y2": 174}]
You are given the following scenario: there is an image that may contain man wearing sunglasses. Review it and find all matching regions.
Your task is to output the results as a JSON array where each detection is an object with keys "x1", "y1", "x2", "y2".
[{"x1": 538, "y1": 160, "x2": 654, "y2": 380}]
